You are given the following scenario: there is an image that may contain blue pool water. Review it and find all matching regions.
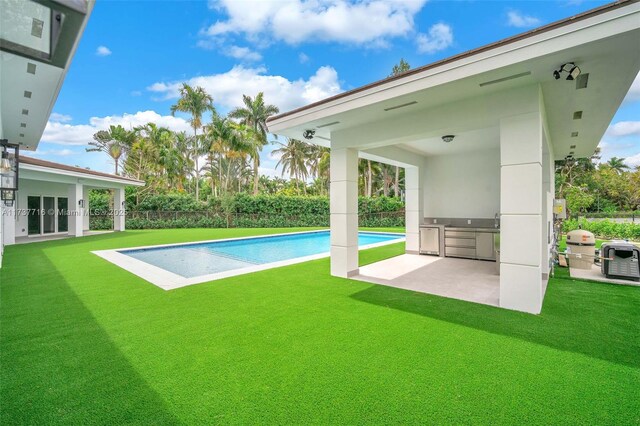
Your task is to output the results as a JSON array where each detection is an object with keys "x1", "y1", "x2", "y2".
[{"x1": 121, "y1": 231, "x2": 403, "y2": 278}]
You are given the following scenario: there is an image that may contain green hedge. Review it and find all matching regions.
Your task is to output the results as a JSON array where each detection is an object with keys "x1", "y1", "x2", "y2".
[
  {"x1": 582, "y1": 211, "x2": 640, "y2": 219},
  {"x1": 563, "y1": 219, "x2": 640, "y2": 241},
  {"x1": 120, "y1": 194, "x2": 405, "y2": 229}
]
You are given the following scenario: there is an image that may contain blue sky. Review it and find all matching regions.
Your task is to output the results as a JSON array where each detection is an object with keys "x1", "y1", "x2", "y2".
[{"x1": 39, "y1": 0, "x2": 640, "y2": 175}]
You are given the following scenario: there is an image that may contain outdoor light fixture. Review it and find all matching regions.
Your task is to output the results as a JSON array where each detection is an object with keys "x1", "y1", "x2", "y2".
[
  {"x1": 78, "y1": 199, "x2": 85, "y2": 208},
  {"x1": 442, "y1": 135, "x2": 455, "y2": 143},
  {"x1": 1, "y1": 190, "x2": 15, "y2": 207},
  {"x1": 303, "y1": 129, "x2": 315, "y2": 140},
  {"x1": 0, "y1": 140, "x2": 19, "y2": 206},
  {"x1": 553, "y1": 63, "x2": 581, "y2": 81}
]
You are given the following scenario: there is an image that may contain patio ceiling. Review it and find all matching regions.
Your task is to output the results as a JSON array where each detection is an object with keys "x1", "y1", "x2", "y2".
[
  {"x1": 0, "y1": 0, "x2": 94, "y2": 151},
  {"x1": 268, "y1": 1, "x2": 640, "y2": 161}
]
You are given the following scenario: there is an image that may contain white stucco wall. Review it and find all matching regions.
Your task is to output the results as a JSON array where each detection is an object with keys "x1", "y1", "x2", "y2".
[
  {"x1": 15, "y1": 179, "x2": 73, "y2": 237},
  {"x1": 423, "y1": 148, "x2": 500, "y2": 218}
]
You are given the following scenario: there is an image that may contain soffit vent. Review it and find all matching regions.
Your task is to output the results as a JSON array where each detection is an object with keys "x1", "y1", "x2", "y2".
[
  {"x1": 384, "y1": 101, "x2": 417, "y2": 112},
  {"x1": 571, "y1": 131, "x2": 579, "y2": 137},
  {"x1": 20, "y1": 123, "x2": 27, "y2": 128},
  {"x1": 576, "y1": 73, "x2": 589, "y2": 89},
  {"x1": 573, "y1": 111, "x2": 583, "y2": 120},
  {"x1": 24, "y1": 90, "x2": 32, "y2": 98},
  {"x1": 316, "y1": 121, "x2": 340, "y2": 128},
  {"x1": 21, "y1": 109, "x2": 29, "y2": 115},
  {"x1": 27, "y1": 63, "x2": 36, "y2": 74},
  {"x1": 479, "y1": 71, "x2": 531, "y2": 87},
  {"x1": 570, "y1": 145, "x2": 576, "y2": 149}
]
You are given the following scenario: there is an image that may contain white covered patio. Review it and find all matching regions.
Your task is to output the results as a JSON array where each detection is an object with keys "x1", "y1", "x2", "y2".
[
  {"x1": 268, "y1": 2, "x2": 640, "y2": 314},
  {"x1": 1, "y1": 156, "x2": 143, "y2": 246}
]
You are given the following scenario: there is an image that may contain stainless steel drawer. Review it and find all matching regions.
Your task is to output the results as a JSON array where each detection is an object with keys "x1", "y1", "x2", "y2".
[
  {"x1": 445, "y1": 237, "x2": 476, "y2": 248},
  {"x1": 445, "y1": 230, "x2": 475, "y2": 238},
  {"x1": 445, "y1": 247, "x2": 476, "y2": 258}
]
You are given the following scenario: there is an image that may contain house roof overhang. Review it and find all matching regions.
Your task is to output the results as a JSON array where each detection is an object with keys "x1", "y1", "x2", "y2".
[
  {"x1": 19, "y1": 156, "x2": 145, "y2": 187},
  {"x1": 0, "y1": 0, "x2": 95, "y2": 151},
  {"x1": 267, "y1": 0, "x2": 640, "y2": 161}
]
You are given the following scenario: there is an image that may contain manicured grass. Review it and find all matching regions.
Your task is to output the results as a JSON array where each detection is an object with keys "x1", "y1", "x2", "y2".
[{"x1": 1, "y1": 228, "x2": 639, "y2": 424}]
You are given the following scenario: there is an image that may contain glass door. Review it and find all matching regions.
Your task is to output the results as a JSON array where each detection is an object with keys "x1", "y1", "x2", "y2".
[
  {"x1": 43, "y1": 197, "x2": 55, "y2": 234},
  {"x1": 57, "y1": 197, "x2": 68, "y2": 232},
  {"x1": 27, "y1": 196, "x2": 41, "y2": 235}
]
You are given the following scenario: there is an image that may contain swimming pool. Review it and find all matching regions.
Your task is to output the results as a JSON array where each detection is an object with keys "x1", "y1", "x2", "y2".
[{"x1": 93, "y1": 230, "x2": 404, "y2": 290}]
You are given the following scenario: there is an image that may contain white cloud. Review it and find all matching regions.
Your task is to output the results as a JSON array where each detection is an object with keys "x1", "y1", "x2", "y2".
[
  {"x1": 416, "y1": 23, "x2": 452, "y2": 54},
  {"x1": 30, "y1": 148, "x2": 75, "y2": 157},
  {"x1": 224, "y1": 45, "x2": 262, "y2": 62},
  {"x1": 625, "y1": 153, "x2": 640, "y2": 168},
  {"x1": 42, "y1": 110, "x2": 192, "y2": 146},
  {"x1": 607, "y1": 121, "x2": 640, "y2": 138},
  {"x1": 96, "y1": 45, "x2": 112, "y2": 56},
  {"x1": 298, "y1": 52, "x2": 310, "y2": 64},
  {"x1": 49, "y1": 112, "x2": 72, "y2": 123},
  {"x1": 147, "y1": 65, "x2": 343, "y2": 113},
  {"x1": 624, "y1": 72, "x2": 640, "y2": 103},
  {"x1": 507, "y1": 10, "x2": 541, "y2": 28},
  {"x1": 202, "y1": 0, "x2": 428, "y2": 46}
]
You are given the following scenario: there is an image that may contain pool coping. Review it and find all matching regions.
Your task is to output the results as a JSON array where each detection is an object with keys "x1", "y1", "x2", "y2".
[{"x1": 92, "y1": 230, "x2": 405, "y2": 290}]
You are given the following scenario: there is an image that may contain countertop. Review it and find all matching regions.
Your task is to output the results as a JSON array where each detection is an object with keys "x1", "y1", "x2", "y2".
[{"x1": 420, "y1": 224, "x2": 500, "y2": 233}]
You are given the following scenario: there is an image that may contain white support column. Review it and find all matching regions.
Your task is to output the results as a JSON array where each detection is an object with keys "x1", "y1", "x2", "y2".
[
  {"x1": 82, "y1": 186, "x2": 90, "y2": 232},
  {"x1": 68, "y1": 183, "x2": 84, "y2": 237},
  {"x1": 499, "y1": 111, "x2": 544, "y2": 314},
  {"x1": 2, "y1": 203, "x2": 16, "y2": 246},
  {"x1": 330, "y1": 147, "x2": 359, "y2": 278},
  {"x1": 541, "y1": 143, "x2": 552, "y2": 277},
  {"x1": 404, "y1": 166, "x2": 423, "y2": 254},
  {"x1": 114, "y1": 187, "x2": 125, "y2": 232}
]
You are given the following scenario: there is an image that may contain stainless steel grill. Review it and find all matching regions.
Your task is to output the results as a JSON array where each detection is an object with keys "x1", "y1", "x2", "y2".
[{"x1": 600, "y1": 242, "x2": 640, "y2": 282}]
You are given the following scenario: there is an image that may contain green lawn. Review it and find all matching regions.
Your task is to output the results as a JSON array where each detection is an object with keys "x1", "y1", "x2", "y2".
[{"x1": 1, "y1": 228, "x2": 639, "y2": 424}]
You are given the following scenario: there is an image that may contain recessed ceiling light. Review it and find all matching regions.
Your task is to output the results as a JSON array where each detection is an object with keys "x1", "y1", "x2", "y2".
[
  {"x1": 573, "y1": 111, "x2": 582, "y2": 120},
  {"x1": 571, "y1": 131, "x2": 579, "y2": 137},
  {"x1": 20, "y1": 123, "x2": 27, "y2": 128},
  {"x1": 27, "y1": 63, "x2": 36, "y2": 74},
  {"x1": 31, "y1": 18, "x2": 44, "y2": 38},
  {"x1": 21, "y1": 109, "x2": 29, "y2": 115},
  {"x1": 384, "y1": 101, "x2": 417, "y2": 111},
  {"x1": 24, "y1": 90, "x2": 32, "y2": 98},
  {"x1": 576, "y1": 73, "x2": 589, "y2": 89}
]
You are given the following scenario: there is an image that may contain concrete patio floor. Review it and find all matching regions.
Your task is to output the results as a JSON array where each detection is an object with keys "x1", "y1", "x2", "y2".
[
  {"x1": 15, "y1": 230, "x2": 113, "y2": 244},
  {"x1": 353, "y1": 254, "x2": 500, "y2": 307}
]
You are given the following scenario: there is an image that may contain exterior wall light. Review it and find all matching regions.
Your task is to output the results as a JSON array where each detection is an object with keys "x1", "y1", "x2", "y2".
[
  {"x1": 1, "y1": 189, "x2": 15, "y2": 207},
  {"x1": 0, "y1": 140, "x2": 19, "y2": 206},
  {"x1": 78, "y1": 199, "x2": 85, "y2": 208}
]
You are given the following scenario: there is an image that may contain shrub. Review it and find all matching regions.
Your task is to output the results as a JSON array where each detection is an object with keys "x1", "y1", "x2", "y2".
[
  {"x1": 122, "y1": 195, "x2": 405, "y2": 229},
  {"x1": 563, "y1": 218, "x2": 640, "y2": 240}
]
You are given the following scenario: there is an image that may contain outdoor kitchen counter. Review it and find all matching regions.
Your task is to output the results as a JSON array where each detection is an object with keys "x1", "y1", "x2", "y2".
[{"x1": 444, "y1": 226, "x2": 500, "y2": 233}]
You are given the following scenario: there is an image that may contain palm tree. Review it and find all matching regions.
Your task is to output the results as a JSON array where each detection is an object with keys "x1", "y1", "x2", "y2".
[
  {"x1": 273, "y1": 138, "x2": 310, "y2": 194},
  {"x1": 88, "y1": 125, "x2": 134, "y2": 175},
  {"x1": 606, "y1": 157, "x2": 630, "y2": 174},
  {"x1": 170, "y1": 83, "x2": 215, "y2": 200},
  {"x1": 204, "y1": 115, "x2": 246, "y2": 196},
  {"x1": 228, "y1": 92, "x2": 280, "y2": 195}
]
